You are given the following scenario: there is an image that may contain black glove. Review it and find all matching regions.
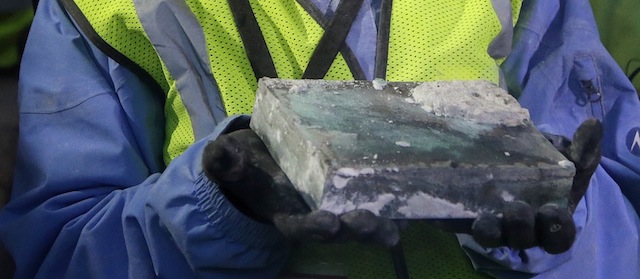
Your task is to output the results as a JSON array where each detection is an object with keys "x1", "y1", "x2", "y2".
[
  {"x1": 202, "y1": 129, "x2": 399, "y2": 247},
  {"x1": 471, "y1": 119, "x2": 603, "y2": 254}
]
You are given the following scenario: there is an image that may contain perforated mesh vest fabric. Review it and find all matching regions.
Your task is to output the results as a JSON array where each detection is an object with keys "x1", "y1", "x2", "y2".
[
  {"x1": 185, "y1": 0, "x2": 355, "y2": 116},
  {"x1": 284, "y1": 221, "x2": 493, "y2": 278},
  {"x1": 386, "y1": 0, "x2": 521, "y2": 83},
  {"x1": 70, "y1": 0, "x2": 167, "y2": 91}
]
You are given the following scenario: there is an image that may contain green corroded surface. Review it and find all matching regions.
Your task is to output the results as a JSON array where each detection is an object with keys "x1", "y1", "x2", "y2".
[{"x1": 250, "y1": 78, "x2": 575, "y2": 219}]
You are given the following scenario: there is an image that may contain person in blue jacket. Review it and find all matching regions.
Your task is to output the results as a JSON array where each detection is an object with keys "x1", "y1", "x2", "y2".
[{"x1": 0, "y1": 0, "x2": 639, "y2": 278}]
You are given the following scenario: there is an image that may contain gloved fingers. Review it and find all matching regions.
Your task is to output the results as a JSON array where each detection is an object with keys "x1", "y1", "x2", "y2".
[
  {"x1": 203, "y1": 129, "x2": 311, "y2": 222},
  {"x1": 502, "y1": 201, "x2": 537, "y2": 249},
  {"x1": 567, "y1": 118, "x2": 603, "y2": 173},
  {"x1": 272, "y1": 210, "x2": 340, "y2": 242},
  {"x1": 541, "y1": 132, "x2": 572, "y2": 154},
  {"x1": 202, "y1": 131, "x2": 267, "y2": 208},
  {"x1": 535, "y1": 203, "x2": 576, "y2": 254},
  {"x1": 338, "y1": 209, "x2": 400, "y2": 248},
  {"x1": 472, "y1": 202, "x2": 577, "y2": 253},
  {"x1": 272, "y1": 209, "x2": 400, "y2": 247},
  {"x1": 567, "y1": 119, "x2": 603, "y2": 212},
  {"x1": 338, "y1": 209, "x2": 378, "y2": 236},
  {"x1": 471, "y1": 213, "x2": 504, "y2": 248},
  {"x1": 202, "y1": 132, "x2": 249, "y2": 184}
]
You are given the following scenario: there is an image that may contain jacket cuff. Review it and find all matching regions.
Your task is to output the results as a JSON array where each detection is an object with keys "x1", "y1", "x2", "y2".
[{"x1": 193, "y1": 169, "x2": 285, "y2": 248}]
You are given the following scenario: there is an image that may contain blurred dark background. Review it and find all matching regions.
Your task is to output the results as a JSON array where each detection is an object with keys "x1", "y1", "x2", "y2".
[
  {"x1": 0, "y1": 75, "x2": 18, "y2": 279},
  {"x1": 0, "y1": 75, "x2": 18, "y2": 208},
  {"x1": 1, "y1": 0, "x2": 30, "y2": 208},
  {"x1": 1, "y1": 1, "x2": 32, "y2": 278}
]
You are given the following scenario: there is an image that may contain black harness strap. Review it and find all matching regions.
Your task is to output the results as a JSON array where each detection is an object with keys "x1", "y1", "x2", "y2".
[
  {"x1": 374, "y1": 0, "x2": 392, "y2": 79},
  {"x1": 297, "y1": 0, "x2": 366, "y2": 80},
  {"x1": 229, "y1": 0, "x2": 367, "y2": 80},
  {"x1": 302, "y1": 0, "x2": 365, "y2": 79},
  {"x1": 227, "y1": 0, "x2": 278, "y2": 79}
]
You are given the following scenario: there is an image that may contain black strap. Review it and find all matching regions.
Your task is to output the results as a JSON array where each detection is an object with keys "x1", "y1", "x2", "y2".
[
  {"x1": 629, "y1": 67, "x2": 640, "y2": 83},
  {"x1": 302, "y1": 0, "x2": 365, "y2": 79},
  {"x1": 374, "y1": 0, "x2": 393, "y2": 79},
  {"x1": 390, "y1": 241, "x2": 410, "y2": 279},
  {"x1": 297, "y1": 0, "x2": 366, "y2": 80},
  {"x1": 227, "y1": 0, "x2": 278, "y2": 79}
]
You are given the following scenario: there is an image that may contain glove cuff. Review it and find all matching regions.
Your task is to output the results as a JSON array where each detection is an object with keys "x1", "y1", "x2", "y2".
[{"x1": 194, "y1": 172, "x2": 286, "y2": 248}]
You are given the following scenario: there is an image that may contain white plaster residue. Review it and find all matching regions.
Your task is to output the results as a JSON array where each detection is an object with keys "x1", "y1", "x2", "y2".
[
  {"x1": 558, "y1": 160, "x2": 574, "y2": 168},
  {"x1": 404, "y1": 97, "x2": 416, "y2": 104},
  {"x1": 360, "y1": 167, "x2": 375, "y2": 175},
  {"x1": 332, "y1": 167, "x2": 376, "y2": 189},
  {"x1": 410, "y1": 80, "x2": 530, "y2": 126},
  {"x1": 395, "y1": 141, "x2": 411, "y2": 147},
  {"x1": 501, "y1": 191, "x2": 515, "y2": 202},
  {"x1": 320, "y1": 197, "x2": 357, "y2": 213},
  {"x1": 337, "y1": 167, "x2": 360, "y2": 177},
  {"x1": 372, "y1": 78, "x2": 388, "y2": 90},
  {"x1": 504, "y1": 152, "x2": 511, "y2": 156},
  {"x1": 397, "y1": 193, "x2": 478, "y2": 218},
  {"x1": 332, "y1": 175, "x2": 352, "y2": 189},
  {"x1": 332, "y1": 167, "x2": 377, "y2": 189},
  {"x1": 288, "y1": 84, "x2": 309, "y2": 94},
  {"x1": 274, "y1": 129, "x2": 282, "y2": 143},
  {"x1": 357, "y1": 194, "x2": 396, "y2": 215}
]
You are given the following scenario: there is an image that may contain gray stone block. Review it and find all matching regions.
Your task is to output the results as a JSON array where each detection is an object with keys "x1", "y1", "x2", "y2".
[{"x1": 250, "y1": 78, "x2": 575, "y2": 219}]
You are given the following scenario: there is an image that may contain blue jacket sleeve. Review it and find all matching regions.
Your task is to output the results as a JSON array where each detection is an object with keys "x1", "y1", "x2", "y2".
[
  {"x1": 0, "y1": 0, "x2": 289, "y2": 278},
  {"x1": 457, "y1": 0, "x2": 640, "y2": 278}
]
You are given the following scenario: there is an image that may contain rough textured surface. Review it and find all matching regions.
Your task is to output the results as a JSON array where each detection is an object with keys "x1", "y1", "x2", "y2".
[
  {"x1": 250, "y1": 78, "x2": 576, "y2": 219},
  {"x1": 411, "y1": 80, "x2": 530, "y2": 126}
]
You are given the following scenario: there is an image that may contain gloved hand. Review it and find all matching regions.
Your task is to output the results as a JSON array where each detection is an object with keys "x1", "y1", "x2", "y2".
[
  {"x1": 202, "y1": 129, "x2": 400, "y2": 247},
  {"x1": 471, "y1": 118, "x2": 603, "y2": 254}
]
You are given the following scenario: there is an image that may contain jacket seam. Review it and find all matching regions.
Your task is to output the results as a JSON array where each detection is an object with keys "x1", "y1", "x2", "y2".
[{"x1": 21, "y1": 91, "x2": 111, "y2": 114}]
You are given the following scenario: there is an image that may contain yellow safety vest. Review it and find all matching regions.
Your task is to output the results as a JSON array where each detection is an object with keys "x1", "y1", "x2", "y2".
[{"x1": 60, "y1": 0, "x2": 521, "y2": 277}]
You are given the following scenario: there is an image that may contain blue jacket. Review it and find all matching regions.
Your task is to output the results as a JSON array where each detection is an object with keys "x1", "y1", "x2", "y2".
[
  {"x1": 458, "y1": 1, "x2": 640, "y2": 278},
  {"x1": 0, "y1": 0, "x2": 639, "y2": 278}
]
